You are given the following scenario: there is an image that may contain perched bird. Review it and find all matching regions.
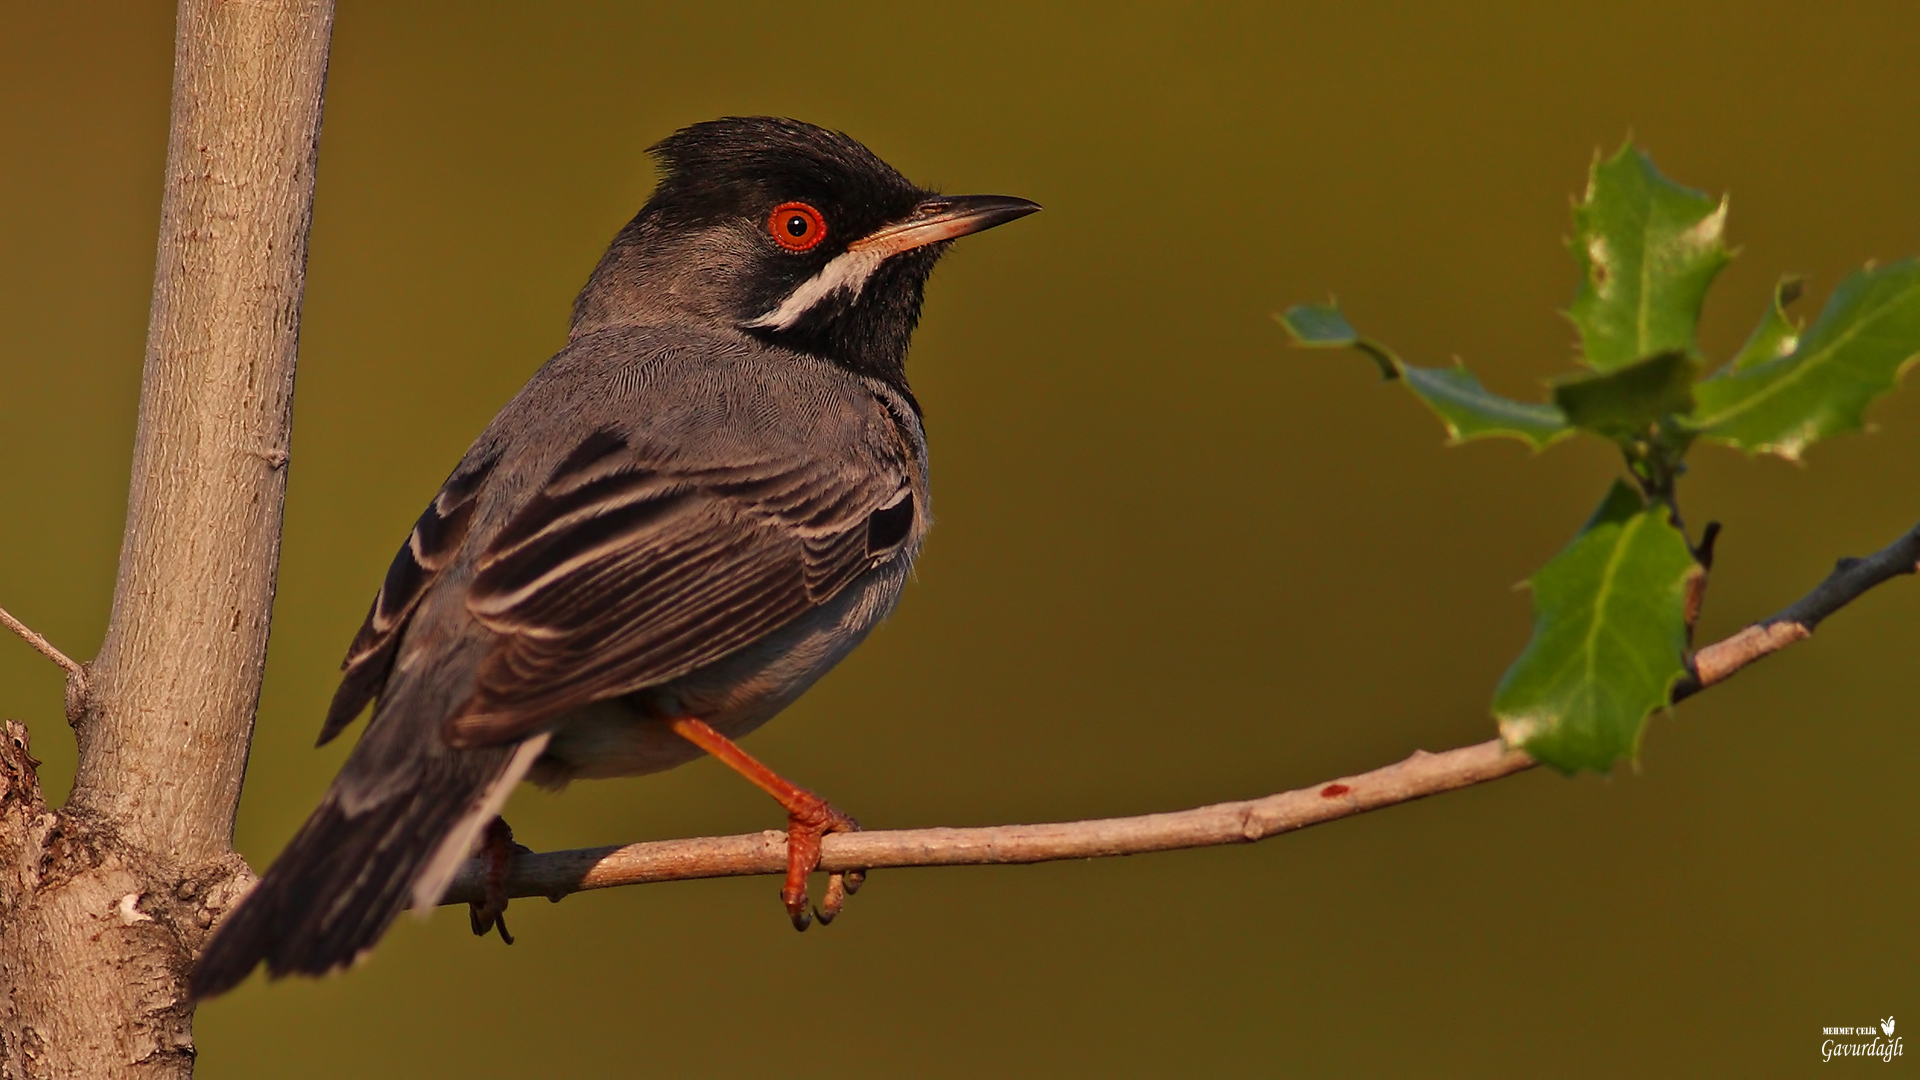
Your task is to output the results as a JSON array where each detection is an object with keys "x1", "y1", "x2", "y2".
[{"x1": 190, "y1": 116, "x2": 1038, "y2": 998}]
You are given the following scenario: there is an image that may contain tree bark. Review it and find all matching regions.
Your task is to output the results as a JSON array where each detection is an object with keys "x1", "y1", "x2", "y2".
[{"x1": 0, "y1": 1, "x2": 333, "y2": 1075}]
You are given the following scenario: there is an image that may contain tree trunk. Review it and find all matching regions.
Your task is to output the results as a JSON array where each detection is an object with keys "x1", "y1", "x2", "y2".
[{"x1": 0, "y1": 1, "x2": 333, "y2": 1075}]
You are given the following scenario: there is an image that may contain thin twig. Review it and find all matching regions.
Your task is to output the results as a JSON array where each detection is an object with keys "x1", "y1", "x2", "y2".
[
  {"x1": 442, "y1": 741, "x2": 1533, "y2": 906},
  {"x1": 0, "y1": 604, "x2": 83, "y2": 678},
  {"x1": 1683, "y1": 520, "x2": 1721, "y2": 645},
  {"x1": 0, "y1": 603, "x2": 89, "y2": 723},
  {"x1": 441, "y1": 516, "x2": 1920, "y2": 909},
  {"x1": 1677, "y1": 517, "x2": 1920, "y2": 700}
]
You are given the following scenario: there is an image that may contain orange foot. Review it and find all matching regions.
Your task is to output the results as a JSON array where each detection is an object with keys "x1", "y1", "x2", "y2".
[{"x1": 668, "y1": 716, "x2": 866, "y2": 930}]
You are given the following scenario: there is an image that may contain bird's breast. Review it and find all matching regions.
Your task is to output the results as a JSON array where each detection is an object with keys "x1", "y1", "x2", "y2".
[{"x1": 528, "y1": 554, "x2": 914, "y2": 787}]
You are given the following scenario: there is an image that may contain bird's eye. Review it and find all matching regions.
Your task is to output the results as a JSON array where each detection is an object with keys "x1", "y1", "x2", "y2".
[{"x1": 767, "y1": 202, "x2": 827, "y2": 252}]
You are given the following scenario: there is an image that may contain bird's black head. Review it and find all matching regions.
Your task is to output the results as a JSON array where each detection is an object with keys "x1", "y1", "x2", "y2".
[{"x1": 571, "y1": 117, "x2": 1038, "y2": 396}]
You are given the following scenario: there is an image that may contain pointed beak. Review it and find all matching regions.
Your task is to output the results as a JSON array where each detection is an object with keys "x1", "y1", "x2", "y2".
[{"x1": 848, "y1": 194, "x2": 1042, "y2": 257}]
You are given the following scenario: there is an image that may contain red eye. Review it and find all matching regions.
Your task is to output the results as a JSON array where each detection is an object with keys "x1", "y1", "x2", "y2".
[{"x1": 768, "y1": 202, "x2": 827, "y2": 252}]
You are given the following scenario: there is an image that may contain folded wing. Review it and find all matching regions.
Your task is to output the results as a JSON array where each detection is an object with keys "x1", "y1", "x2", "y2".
[
  {"x1": 445, "y1": 426, "x2": 915, "y2": 745},
  {"x1": 318, "y1": 452, "x2": 500, "y2": 745}
]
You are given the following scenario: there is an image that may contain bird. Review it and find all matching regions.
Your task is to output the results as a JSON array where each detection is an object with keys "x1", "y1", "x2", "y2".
[{"x1": 189, "y1": 116, "x2": 1038, "y2": 998}]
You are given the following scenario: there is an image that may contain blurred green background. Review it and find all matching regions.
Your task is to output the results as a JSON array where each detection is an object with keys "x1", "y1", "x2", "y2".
[{"x1": 3, "y1": 2, "x2": 1917, "y2": 1075}]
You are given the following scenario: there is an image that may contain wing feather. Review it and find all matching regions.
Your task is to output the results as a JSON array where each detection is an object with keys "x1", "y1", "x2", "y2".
[
  {"x1": 443, "y1": 427, "x2": 915, "y2": 746},
  {"x1": 319, "y1": 452, "x2": 500, "y2": 744}
]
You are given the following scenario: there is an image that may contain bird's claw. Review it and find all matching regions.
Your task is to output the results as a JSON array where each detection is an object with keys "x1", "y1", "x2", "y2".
[
  {"x1": 468, "y1": 816, "x2": 525, "y2": 945},
  {"x1": 781, "y1": 794, "x2": 861, "y2": 932},
  {"x1": 814, "y1": 868, "x2": 862, "y2": 925},
  {"x1": 470, "y1": 906, "x2": 515, "y2": 944}
]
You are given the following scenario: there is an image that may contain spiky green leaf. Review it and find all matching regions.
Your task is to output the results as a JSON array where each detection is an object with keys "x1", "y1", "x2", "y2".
[
  {"x1": 1722, "y1": 276, "x2": 1804, "y2": 374},
  {"x1": 1551, "y1": 350, "x2": 1697, "y2": 444},
  {"x1": 1568, "y1": 144, "x2": 1732, "y2": 372},
  {"x1": 1399, "y1": 366, "x2": 1574, "y2": 446},
  {"x1": 1277, "y1": 303, "x2": 1571, "y2": 448},
  {"x1": 1276, "y1": 302, "x2": 1396, "y2": 378},
  {"x1": 1493, "y1": 482, "x2": 1696, "y2": 773},
  {"x1": 1691, "y1": 260, "x2": 1920, "y2": 459}
]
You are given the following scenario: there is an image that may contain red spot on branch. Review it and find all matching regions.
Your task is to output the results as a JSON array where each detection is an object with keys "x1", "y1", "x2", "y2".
[{"x1": 1320, "y1": 784, "x2": 1351, "y2": 798}]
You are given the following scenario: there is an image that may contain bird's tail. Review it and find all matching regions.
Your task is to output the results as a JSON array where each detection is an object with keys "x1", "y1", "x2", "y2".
[{"x1": 189, "y1": 734, "x2": 547, "y2": 999}]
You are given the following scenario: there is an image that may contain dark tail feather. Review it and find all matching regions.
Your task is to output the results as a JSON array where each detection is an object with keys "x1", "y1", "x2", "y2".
[{"x1": 190, "y1": 744, "x2": 519, "y2": 1000}]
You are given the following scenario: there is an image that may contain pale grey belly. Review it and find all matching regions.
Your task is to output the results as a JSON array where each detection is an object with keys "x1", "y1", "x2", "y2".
[{"x1": 525, "y1": 560, "x2": 909, "y2": 788}]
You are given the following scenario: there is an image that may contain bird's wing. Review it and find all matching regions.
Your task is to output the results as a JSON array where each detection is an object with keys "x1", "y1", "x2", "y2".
[
  {"x1": 318, "y1": 452, "x2": 501, "y2": 745},
  {"x1": 442, "y1": 424, "x2": 917, "y2": 745}
]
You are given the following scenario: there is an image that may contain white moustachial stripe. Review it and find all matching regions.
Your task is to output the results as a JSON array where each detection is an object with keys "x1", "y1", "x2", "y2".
[{"x1": 745, "y1": 247, "x2": 887, "y2": 330}]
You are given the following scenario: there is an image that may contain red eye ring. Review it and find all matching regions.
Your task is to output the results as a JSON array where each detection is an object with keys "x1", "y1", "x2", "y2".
[{"x1": 768, "y1": 202, "x2": 827, "y2": 252}]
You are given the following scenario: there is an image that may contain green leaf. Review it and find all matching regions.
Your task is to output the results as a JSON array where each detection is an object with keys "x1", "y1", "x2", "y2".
[
  {"x1": 1399, "y1": 366, "x2": 1574, "y2": 447},
  {"x1": 1691, "y1": 259, "x2": 1920, "y2": 459},
  {"x1": 1550, "y1": 350, "x2": 1697, "y2": 443},
  {"x1": 1277, "y1": 303, "x2": 1572, "y2": 448},
  {"x1": 1276, "y1": 302, "x2": 1396, "y2": 378},
  {"x1": 1493, "y1": 481, "x2": 1696, "y2": 773},
  {"x1": 1721, "y1": 276, "x2": 1804, "y2": 374},
  {"x1": 1568, "y1": 143, "x2": 1732, "y2": 372}
]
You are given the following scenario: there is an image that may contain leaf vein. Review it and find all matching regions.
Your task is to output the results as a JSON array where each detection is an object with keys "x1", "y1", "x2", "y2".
[{"x1": 1696, "y1": 285, "x2": 1917, "y2": 428}]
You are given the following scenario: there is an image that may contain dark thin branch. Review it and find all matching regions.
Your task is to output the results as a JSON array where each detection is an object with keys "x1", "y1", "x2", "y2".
[
  {"x1": 1677, "y1": 517, "x2": 1920, "y2": 700},
  {"x1": 442, "y1": 516, "x2": 1920, "y2": 909},
  {"x1": 1683, "y1": 519, "x2": 1722, "y2": 645}
]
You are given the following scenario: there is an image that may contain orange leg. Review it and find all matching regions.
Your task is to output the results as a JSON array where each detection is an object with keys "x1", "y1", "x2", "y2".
[{"x1": 667, "y1": 716, "x2": 862, "y2": 930}]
